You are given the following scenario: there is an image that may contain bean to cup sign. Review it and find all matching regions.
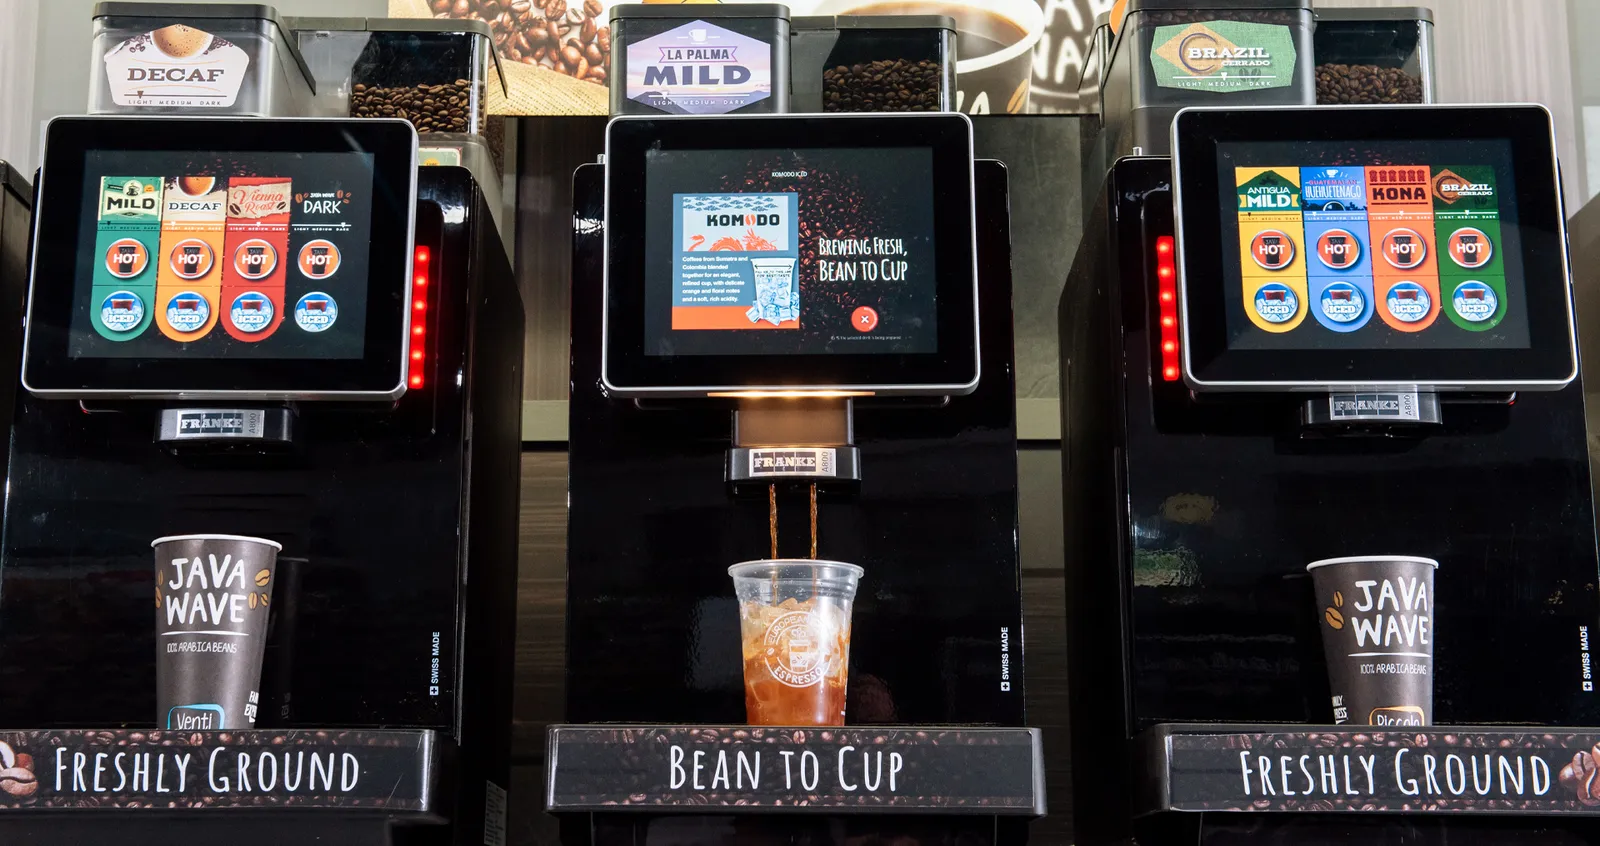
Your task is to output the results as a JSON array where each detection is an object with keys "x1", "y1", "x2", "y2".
[
  {"x1": 545, "y1": 725, "x2": 1043, "y2": 813},
  {"x1": 1157, "y1": 729, "x2": 1600, "y2": 813},
  {"x1": 0, "y1": 729, "x2": 432, "y2": 810}
]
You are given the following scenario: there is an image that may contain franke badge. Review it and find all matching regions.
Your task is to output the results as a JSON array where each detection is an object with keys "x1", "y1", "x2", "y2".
[
  {"x1": 748, "y1": 448, "x2": 837, "y2": 478},
  {"x1": 102, "y1": 25, "x2": 252, "y2": 108},
  {"x1": 626, "y1": 21, "x2": 773, "y2": 114}
]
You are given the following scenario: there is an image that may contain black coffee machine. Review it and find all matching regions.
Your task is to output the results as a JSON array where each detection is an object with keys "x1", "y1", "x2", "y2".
[
  {"x1": 0, "y1": 117, "x2": 521, "y2": 845},
  {"x1": 546, "y1": 113, "x2": 1043, "y2": 843},
  {"x1": 1062, "y1": 104, "x2": 1600, "y2": 844}
]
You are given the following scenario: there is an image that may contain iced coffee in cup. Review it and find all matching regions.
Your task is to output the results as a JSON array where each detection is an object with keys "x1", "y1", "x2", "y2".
[{"x1": 729, "y1": 560, "x2": 863, "y2": 726}]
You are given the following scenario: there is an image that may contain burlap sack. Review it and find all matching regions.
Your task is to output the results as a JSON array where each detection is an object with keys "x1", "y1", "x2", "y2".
[{"x1": 388, "y1": 0, "x2": 609, "y2": 115}]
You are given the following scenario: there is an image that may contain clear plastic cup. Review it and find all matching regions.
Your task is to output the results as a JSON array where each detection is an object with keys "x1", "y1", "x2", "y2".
[{"x1": 728, "y1": 559, "x2": 864, "y2": 726}]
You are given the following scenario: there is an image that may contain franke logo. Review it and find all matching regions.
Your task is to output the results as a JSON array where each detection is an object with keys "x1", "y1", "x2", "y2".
[
  {"x1": 178, "y1": 412, "x2": 246, "y2": 434},
  {"x1": 748, "y1": 448, "x2": 835, "y2": 477}
]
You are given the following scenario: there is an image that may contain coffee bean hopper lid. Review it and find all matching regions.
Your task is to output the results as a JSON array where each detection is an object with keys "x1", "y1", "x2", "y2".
[
  {"x1": 610, "y1": 3, "x2": 791, "y2": 22},
  {"x1": 792, "y1": 14, "x2": 956, "y2": 33},
  {"x1": 1314, "y1": 6, "x2": 1434, "y2": 23},
  {"x1": 92, "y1": 2, "x2": 316, "y2": 95},
  {"x1": 1125, "y1": 0, "x2": 1311, "y2": 11},
  {"x1": 285, "y1": 15, "x2": 507, "y2": 95}
]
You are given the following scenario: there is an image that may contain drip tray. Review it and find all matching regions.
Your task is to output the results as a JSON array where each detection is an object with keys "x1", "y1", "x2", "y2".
[
  {"x1": 545, "y1": 724, "x2": 1045, "y2": 815},
  {"x1": 1144, "y1": 723, "x2": 1600, "y2": 816}
]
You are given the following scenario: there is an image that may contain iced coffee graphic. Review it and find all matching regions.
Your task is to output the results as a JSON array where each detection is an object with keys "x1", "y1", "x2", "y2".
[
  {"x1": 730, "y1": 560, "x2": 861, "y2": 726},
  {"x1": 674, "y1": 193, "x2": 801, "y2": 330}
]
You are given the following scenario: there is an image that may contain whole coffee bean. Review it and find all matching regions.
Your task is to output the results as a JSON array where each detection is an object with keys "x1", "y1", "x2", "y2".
[
  {"x1": 0, "y1": 767, "x2": 36, "y2": 797},
  {"x1": 823, "y1": 58, "x2": 945, "y2": 112},
  {"x1": 1316, "y1": 63, "x2": 1422, "y2": 104}
]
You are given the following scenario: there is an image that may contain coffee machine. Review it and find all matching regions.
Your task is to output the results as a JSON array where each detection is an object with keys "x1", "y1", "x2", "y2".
[
  {"x1": 1061, "y1": 104, "x2": 1600, "y2": 843},
  {"x1": 0, "y1": 116, "x2": 522, "y2": 845},
  {"x1": 545, "y1": 113, "x2": 1043, "y2": 843}
]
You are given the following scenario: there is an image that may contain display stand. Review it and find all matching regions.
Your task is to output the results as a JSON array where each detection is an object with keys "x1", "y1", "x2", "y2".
[{"x1": 0, "y1": 728, "x2": 447, "y2": 845}]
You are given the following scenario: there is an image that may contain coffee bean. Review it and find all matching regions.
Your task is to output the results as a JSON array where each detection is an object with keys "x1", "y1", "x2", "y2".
[
  {"x1": 254, "y1": 568, "x2": 271, "y2": 587},
  {"x1": 349, "y1": 80, "x2": 484, "y2": 135},
  {"x1": 431, "y1": 0, "x2": 608, "y2": 85},
  {"x1": 1324, "y1": 607, "x2": 1344, "y2": 628},
  {"x1": 823, "y1": 58, "x2": 944, "y2": 113},
  {"x1": 0, "y1": 767, "x2": 35, "y2": 797},
  {"x1": 1316, "y1": 64, "x2": 1422, "y2": 105}
]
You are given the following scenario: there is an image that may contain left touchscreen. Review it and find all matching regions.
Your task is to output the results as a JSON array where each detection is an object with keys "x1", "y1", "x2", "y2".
[
  {"x1": 79, "y1": 153, "x2": 372, "y2": 359},
  {"x1": 23, "y1": 117, "x2": 417, "y2": 400}
]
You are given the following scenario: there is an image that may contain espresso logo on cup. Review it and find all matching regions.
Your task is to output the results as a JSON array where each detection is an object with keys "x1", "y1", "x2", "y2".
[
  {"x1": 102, "y1": 27, "x2": 251, "y2": 108},
  {"x1": 232, "y1": 240, "x2": 278, "y2": 281},
  {"x1": 169, "y1": 239, "x2": 215, "y2": 280},
  {"x1": 763, "y1": 611, "x2": 830, "y2": 688}
]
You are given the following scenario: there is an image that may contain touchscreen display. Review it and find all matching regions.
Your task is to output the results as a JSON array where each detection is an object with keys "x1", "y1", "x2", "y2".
[
  {"x1": 642, "y1": 147, "x2": 937, "y2": 357},
  {"x1": 70, "y1": 150, "x2": 374, "y2": 359},
  {"x1": 1217, "y1": 140, "x2": 1526, "y2": 351}
]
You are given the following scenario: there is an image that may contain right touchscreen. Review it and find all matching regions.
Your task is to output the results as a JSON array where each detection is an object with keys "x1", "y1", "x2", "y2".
[
  {"x1": 1221, "y1": 145, "x2": 1524, "y2": 350},
  {"x1": 1173, "y1": 105, "x2": 1576, "y2": 391}
]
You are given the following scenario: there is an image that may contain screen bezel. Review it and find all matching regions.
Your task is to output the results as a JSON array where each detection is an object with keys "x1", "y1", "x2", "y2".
[
  {"x1": 1172, "y1": 104, "x2": 1578, "y2": 392},
  {"x1": 22, "y1": 116, "x2": 418, "y2": 400},
  {"x1": 601, "y1": 113, "x2": 980, "y2": 398}
]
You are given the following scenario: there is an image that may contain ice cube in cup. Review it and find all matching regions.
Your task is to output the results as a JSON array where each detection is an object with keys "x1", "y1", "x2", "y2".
[{"x1": 729, "y1": 560, "x2": 863, "y2": 726}]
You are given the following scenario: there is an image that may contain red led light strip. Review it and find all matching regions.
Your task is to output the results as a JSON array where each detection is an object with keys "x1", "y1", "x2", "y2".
[
  {"x1": 1156, "y1": 236, "x2": 1179, "y2": 382},
  {"x1": 409, "y1": 246, "x2": 430, "y2": 389}
]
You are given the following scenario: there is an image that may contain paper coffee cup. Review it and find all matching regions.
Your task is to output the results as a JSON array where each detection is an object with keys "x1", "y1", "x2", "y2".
[
  {"x1": 153, "y1": 534, "x2": 282, "y2": 730},
  {"x1": 1307, "y1": 555, "x2": 1437, "y2": 726}
]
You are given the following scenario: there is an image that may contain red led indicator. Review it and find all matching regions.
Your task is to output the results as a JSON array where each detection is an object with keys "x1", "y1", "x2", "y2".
[
  {"x1": 410, "y1": 245, "x2": 432, "y2": 390},
  {"x1": 1156, "y1": 236, "x2": 1180, "y2": 382}
]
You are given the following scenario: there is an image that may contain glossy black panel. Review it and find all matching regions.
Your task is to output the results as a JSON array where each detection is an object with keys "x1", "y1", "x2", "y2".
[
  {"x1": 1061, "y1": 158, "x2": 1600, "y2": 846},
  {"x1": 566, "y1": 161, "x2": 1023, "y2": 728},
  {"x1": 0, "y1": 169, "x2": 522, "y2": 746}
]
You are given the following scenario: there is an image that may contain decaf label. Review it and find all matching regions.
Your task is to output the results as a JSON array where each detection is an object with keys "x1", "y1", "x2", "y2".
[
  {"x1": 1161, "y1": 730, "x2": 1600, "y2": 813},
  {"x1": 103, "y1": 25, "x2": 251, "y2": 108},
  {"x1": 0, "y1": 730, "x2": 430, "y2": 809},
  {"x1": 625, "y1": 21, "x2": 772, "y2": 114},
  {"x1": 1150, "y1": 21, "x2": 1297, "y2": 92}
]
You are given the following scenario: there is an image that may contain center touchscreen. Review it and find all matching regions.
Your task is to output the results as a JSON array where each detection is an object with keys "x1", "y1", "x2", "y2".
[
  {"x1": 72, "y1": 150, "x2": 374, "y2": 359},
  {"x1": 644, "y1": 147, "x2": 937, "y2": 357}
]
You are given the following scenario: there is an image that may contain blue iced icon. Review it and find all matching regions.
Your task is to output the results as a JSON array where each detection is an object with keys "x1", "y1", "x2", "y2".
[
  {"x1": 229, "y1": 291, "x2": 275, "y2": 334},
  {"x1": 294, "y1": 292, "x2": 338, "y2": 332},
  {"x1": 166, "y1": 291, "x2": 210, "y2": 333},
  {"x1": 1318, "y1": 282, "x2": 1366, "y2": 325},
  {"x1": 100, "y1": 289, "x2": 145, "y2": 333},
  {"x1": 1253, "y1": 283, "x2": 1299, "y2": 324},
  {"x1": 1451, "y1": 280, "x2": 1498, "y2": 323},
  {"x1": 1385, "y1": 281, "x2": 1432, "y2": 324}
]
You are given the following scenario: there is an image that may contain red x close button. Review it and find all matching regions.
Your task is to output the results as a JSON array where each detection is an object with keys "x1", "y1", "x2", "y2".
[{"x1": 851, "y1": 306, "x2": 879, "y2": 333}]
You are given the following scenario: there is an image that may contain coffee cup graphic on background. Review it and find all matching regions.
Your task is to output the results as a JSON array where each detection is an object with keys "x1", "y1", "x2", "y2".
[
  {"x1": 1308, "y1": 555, "x2": 1437, "y2": 727},
  {"x1": 814, "y1": 0, "x2": 1045, "y2": 114},
  {"x1": 153, "y1": 534, "x2": 282, "y2": 730}
]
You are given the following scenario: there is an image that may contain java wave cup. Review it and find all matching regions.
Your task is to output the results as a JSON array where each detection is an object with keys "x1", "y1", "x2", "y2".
[
  {"x1": 153, "y1": 534, "x2": 281, "y2": 730},
  {"x1": 1307, "y1": 555, "x2": 1437, "y2": 727},
  {"x1": 813, "y1": 0, "x2": 1045, "y2": 114},
  {"x1": 729, "y1": 560, "x2": 863, "y2": 726}
]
